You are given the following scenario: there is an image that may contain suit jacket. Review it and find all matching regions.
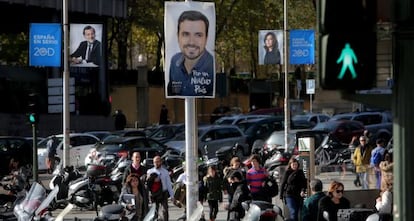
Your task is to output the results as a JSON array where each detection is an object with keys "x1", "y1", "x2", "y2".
[{"x1": 71, "y1": 40, "x2": 101, "y2": 65}]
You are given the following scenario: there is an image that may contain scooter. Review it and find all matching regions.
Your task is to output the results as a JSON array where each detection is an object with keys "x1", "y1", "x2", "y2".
[
  {"x1": 94, "y1": 193, "x2": 136, "y2": 221},
  {"x1": 67, "y1": 161, "x2": 121, "y2": 213},
  {"x1": 48, "y1": 163, "x2": 82, "y2": 209},
  {"x1": 13, "y1": 182, "x2": 59, "y2": 221},
  {"x1": 241, "y1": 200, "x2": 284, "y2": 221}
]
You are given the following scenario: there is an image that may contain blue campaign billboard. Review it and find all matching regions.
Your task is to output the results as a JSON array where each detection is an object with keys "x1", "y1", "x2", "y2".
[
  {"x1": 289, "y1": 30, "x2": 315, "y2": 64},
  {"x1": 29, "y1": 23, "x2": 62, "y2": 67}
]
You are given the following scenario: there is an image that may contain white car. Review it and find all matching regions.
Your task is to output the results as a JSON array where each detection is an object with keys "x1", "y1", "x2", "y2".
[{"x1": 37, "y1": 133, "x2": 99, "y2": 170}]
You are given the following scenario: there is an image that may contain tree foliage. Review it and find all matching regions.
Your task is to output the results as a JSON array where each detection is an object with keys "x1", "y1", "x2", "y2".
[{"x1": 0, "y1": 0, "x2": 316, "y2": 74}]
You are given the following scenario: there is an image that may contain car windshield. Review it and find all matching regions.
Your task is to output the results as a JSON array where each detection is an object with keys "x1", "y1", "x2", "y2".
[
  {"x1": 313, "y1": 122, "x2": 338, "y2": 131},
  {"x1": 96, "y1": 143, "x2": 124, "y2": 152},
  {"x1": 292, "y1": 115, "x2": 309, "y2": 121},
  {"x1": 237, "y1": 122, "x2": 256, "y2": 133},
  {"x1": 215, "y1": 118, "x2": 235, "y2": 125}
]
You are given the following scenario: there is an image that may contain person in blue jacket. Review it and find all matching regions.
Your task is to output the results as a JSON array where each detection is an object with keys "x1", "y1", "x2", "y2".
[{"x1": 168, "y1": 10, "x2": 214, "y2": 97}]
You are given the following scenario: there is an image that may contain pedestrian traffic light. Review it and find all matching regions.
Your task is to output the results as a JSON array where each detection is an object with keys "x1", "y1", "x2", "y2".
[
  {"x1": 27, "y1": 93, "x2": 40, "y2": 125},
  {"x1": 319, "y1": 0, "x2": 377, "y2": 91},
  {"x1": 28, "y1": 113, "x2": 38, "y2": 124}
]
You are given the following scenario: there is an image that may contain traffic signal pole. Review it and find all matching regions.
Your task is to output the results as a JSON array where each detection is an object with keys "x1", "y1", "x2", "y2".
[{"x1": 31, "y1": 123, "x2": 38, "y2": 182}]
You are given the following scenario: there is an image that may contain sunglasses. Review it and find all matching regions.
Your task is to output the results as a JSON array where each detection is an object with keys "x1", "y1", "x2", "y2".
[{"x1": 336, "y1": 189, "x2": 344, "y2": 193}]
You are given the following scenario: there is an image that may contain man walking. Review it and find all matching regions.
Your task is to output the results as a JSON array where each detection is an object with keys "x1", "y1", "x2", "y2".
[
  {"x1": 352, "y1": 136, "x2": 373, "y2": 189},
  {"x1": 371, "y1": 138, "x2": 386, "y2": 189},
  {"x1": 302, "y1": 179, "x2": 325, "y2": 221},
  {"x1": 123, "y1": 152, "x2": 147, "y2": 183},
  {"x1": 146, "y1": 156, "x2": 174, "y2": 221}
]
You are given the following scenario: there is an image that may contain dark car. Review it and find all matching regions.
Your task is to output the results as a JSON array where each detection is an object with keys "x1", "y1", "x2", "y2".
[
  {"x1": 329, "y1": 111, "x2": 392, "y2": 143},
  {"x1": 165, "y1": 124, "x2": 249, "y2": 159},
  {"x1": 0, "y1": 136, "x2": 33, "y2": 176},
  {"x1": 101, "y1": 129, "x2": 148, "y2": 141},
  {"x1": 312, "y1": 120, "x2": 365, "y2": 144},
  {"x1": 149, "y1": 123, "x2": 185, "y2": 143},
  {"x1": 94, "y1": 136, "x2": 167, "y2": 164},
  {"x1": 236, "y1": 116, "x2": 284, "y2": 148}
]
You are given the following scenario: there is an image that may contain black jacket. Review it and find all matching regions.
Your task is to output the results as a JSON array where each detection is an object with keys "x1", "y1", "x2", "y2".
[{"x1": 280, "y1": 168, "x2": 307, "y2": 199}]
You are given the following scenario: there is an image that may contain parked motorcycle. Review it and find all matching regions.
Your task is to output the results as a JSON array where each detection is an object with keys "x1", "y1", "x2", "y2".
[
  {"x1": 67, "y1": 162, "x2": 121, "y2": 213},
  {"x1": 48, "y1": 163, "x2": 82, "y2": 209},
  {"x1": 241, "y1": 200, "x2": 284, "y2": 221},
  {"x1": 13, "y1": 182, "x2": 59, "y2": 221},
  {"x1": 94, "y1": 193, "x2": 136, "y2": 221},
  {"x1": 315, "y1": 134, "x2": 350, "y2": 166}
]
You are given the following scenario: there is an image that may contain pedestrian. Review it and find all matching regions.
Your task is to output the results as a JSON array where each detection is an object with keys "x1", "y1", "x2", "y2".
[
  {"x1": 302, "y1": 179, "x2": 325, "y2": 221},
  {"x1": 114, "y1": 109, "x2": 127, "y2": 130},
  {"x1": 280, "y1": 157, "x2": 307, "y2": 221},
  {"x1": 46, "y1": 135, "x2": 58, "y2": 174},
  {"x1": 317, "y1": 181, "x2": 350, "y2": 221},
  {"x1": 159, "y1": 104, "x2": 169, "y2": 125},
  {"x1": 375, "y1": 154, "x2": 393, "y2": 219},
  {"x1": 226, "y1": 171, "x2": 251, "y2": 221},
  {"x1": 146, "y1": 156, "x2": 174, "y2": 221},
  {"x1": 352, "y1": 135, "x2": 373, "y2": 189},
  {"x1": 370, "y1": 138, "x2": 386, "y2": 189},
  {"x1": 123, "y1": 152, "x2": 147, "y2": 184},
  {"x1": 203, "y1": 165, "x2": 223, "y2": 221},
  {"x1": 223, "y1": 157, "x2": 246, "y2": 219},
  {"x1": 119, "y1": 173, "x2": 149, "y2": 221},
  {"x1": 246, "y1": 154, "x2": 269, "y2": 202}
]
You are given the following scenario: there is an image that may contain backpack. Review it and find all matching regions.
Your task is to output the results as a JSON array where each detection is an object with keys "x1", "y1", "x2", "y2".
[
  {"x1": 146, "y1": 172, "x2": 163, "y2": 202},
  {"x1": 261, "y1": 176, "x2": 279, "y2": 198}
]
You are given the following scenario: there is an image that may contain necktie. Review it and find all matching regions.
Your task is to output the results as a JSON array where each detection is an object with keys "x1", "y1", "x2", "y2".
[{"x1": 86, "y1": 44, "x2": 92, "y2": 60}]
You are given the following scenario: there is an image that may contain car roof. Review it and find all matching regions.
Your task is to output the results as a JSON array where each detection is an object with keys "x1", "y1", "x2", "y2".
[
  {"x1": 101, "y1": 135, "x2": 148, "y2": 143},
  {"x1": 237, "y1": 115, "x2": 284, "y2": 123}
]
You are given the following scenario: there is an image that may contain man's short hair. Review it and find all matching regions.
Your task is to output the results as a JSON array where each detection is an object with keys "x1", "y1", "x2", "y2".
[
  {"x1": 177, "y1": 10, "x2": 209, "y2": 36},
  {"x1": 83, "y1": 25, "x2": 95, "y2": 35},
  {"x1": 310, "y1": 179, "x2": 323, "y2": 192},
  {"x1": 376, "y1": 138, "x2": 385, "y2": 145}
]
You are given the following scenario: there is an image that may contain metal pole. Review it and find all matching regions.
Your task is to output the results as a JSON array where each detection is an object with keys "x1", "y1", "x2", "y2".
[
  {"x1": 62, "y1": 0, "x2": 70, "y2": 167},
  {"x1": 184, "y1": 1, "x2": 198, "y2": 219},
  {"x1": 32, "y1": 124, "x2": 38, "y2": 182},
  {"x1": 310, "y1": 94, "x2": 313, "y2": 113},
  {"x1": 185, "y1": 98, "x2": 198, "y2": 221},
  {"x1": 283, "y1": 0, "x2": 290, "y2": 152}
]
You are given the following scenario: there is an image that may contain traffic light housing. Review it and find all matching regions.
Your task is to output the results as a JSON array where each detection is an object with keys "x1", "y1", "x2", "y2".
[
  {"x1": 28, "y1": 113, "x2": 38, "y2": 124},
  {"x1": 27, "y1": 93, "x2": 39, "y2": 125},
  {"x1": 319, "y1": 0, "x2": 377, "y2": 91}
]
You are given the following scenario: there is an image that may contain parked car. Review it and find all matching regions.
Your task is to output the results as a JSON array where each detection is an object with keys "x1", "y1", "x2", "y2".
[
  {"x1": 37, "y1": 133, "x2": 100, "y2": 170},
  {"x1": 292, "y1": 113, "x2": 331, "y2": 127},
  {"x1": 89, "y1": 136, "x2": 167, "y2": 166},
  {"x1": 149, "y1": 123, "x2": 185, "y2": 143},
  {"x1": 164, "y1": 124, "x2": 249, "y2": 159},
  {"x1": 214, "y1": 114, "x2": 271, "y2": 125},
  {"x1": 101, "y1": 129, "x2": 148, "y2": 141},
  {"x1": 84, "y1": 131, "x2": 112, "y2": 141},
  {"x1": 247, "y1": 107, "x2": 284, "y2": 116},
  {"x1": 0, "y1": 136, "x2": 33, "y2": 176},
  {"x1": 236, "y1": 116, "x2": 284, "y2": 148},
  {"x1": 329, "y1": 111, "x2": 392, "y2": 142},
  {"x1": 312, "y1": 120, "x2": 365, "y2": 144}
]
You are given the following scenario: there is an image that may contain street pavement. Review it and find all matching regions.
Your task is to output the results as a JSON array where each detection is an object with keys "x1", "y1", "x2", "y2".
[{"x1": 2, "y1": 167, "x2": 368, "y2": 221}]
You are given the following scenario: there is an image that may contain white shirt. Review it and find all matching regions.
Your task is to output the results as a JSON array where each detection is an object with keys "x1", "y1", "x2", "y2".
[
  {"x1": 375, "y1": 190, "x2": 392, "y2": 214},
  {"x1": 147, "y1": 166, "x2": 174, "y2": 198}
]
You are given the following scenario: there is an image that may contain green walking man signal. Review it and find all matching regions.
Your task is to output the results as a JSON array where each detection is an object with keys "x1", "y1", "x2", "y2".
[{"x1": 336, "y1": 43, "x2": 357, "y2": 79}]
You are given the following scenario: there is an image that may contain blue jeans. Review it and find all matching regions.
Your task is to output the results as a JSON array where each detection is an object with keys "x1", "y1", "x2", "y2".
[
  {"x1": 375, "y1": 169, "x2": 382, "y2": 189},
  {"x1": 358, "y1": 172, "x2": 369, "y2": 189},
  {"x1": 285, "y1": 196, "x2": 301, "y2": 221}
]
